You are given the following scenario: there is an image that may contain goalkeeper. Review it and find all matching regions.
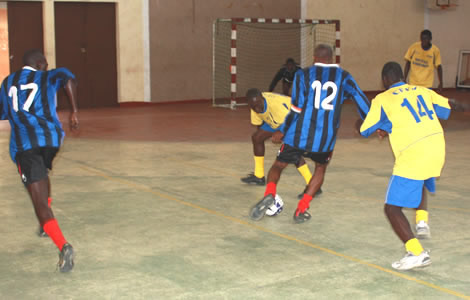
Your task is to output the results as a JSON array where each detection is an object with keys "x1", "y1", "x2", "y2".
[
  {"x1": 240, "y1": 88, "x2": 319, "y2": 197},
  {"x1": 268, "y1": 58, "x2": 300, "y2": 95}
]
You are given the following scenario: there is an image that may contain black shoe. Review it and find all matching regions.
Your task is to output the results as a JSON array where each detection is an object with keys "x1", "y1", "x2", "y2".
[
  {"x1": 37, "y1": 226, "x2": 48, "y2": 238},
  {"x1": 297, "y1": 187, "x2": 322, "y2": 199},
  {"x1": 241, "y1": 173, "x2": 266, "y2": 186},
  {"x1": 58, "y1": 243, "x2": 75, "y2": 273},
  {"x1": 250, "y1": 194, "x2": 275, "y2": 221},
  {"x1": 293, "y1": 209, "x2": 311, "y2": 224}
]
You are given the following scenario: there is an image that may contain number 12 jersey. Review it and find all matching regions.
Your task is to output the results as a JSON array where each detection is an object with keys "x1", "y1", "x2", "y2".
[{"x1": 283, "y1": 63, "x2": 370, "y2": 153}]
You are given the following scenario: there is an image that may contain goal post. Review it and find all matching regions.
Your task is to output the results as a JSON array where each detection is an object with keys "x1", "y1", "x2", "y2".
[{"x1": 212, "y1": 18, "x2": 340, "y2": 109}]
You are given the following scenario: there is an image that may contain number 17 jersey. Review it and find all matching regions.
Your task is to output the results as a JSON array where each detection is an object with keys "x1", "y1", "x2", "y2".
[{"x1": 0, "y1": 66, "x2": 75, "y2": 162}]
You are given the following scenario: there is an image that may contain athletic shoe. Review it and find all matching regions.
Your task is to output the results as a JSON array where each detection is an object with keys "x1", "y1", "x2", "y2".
[
  {"x1": 250, "y1": 194, "x2": 275, "y2": 221},
  {"x1": 58, "y1": 243, "x2": 75, "y2": 273},
  {"x1": 293, "y1": 209, "x2": 311, "y2": 224},
  {"x1": 37, "y1": 226, "x2": 48, "y2": 238},
  {"x1": 241, "y1": 173, "x2": 266, "y2": 186},
  {"x1": 297, "y1": 186, "x2": 323, "y2": 199},
  {"x1": 416, "y1": 221, "x2": 431, "y2": 239},
  {"x1": 391, "y1": 250, "x2": 431, "y2": 271}
]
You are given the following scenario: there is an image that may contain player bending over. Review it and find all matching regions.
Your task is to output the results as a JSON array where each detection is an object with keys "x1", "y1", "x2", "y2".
[
  {"x1": 360, "y1": 61, "x2": 451, "y2": 271},
  {"x1": 249, "y1": 44, "x2": 370, "y2": 223},
  {"x1": 240, "y1": 89, "x2": 319, "y2": 197},
  {"x1": 0, "y1": 49, "x2": 79, "y2": 272}
]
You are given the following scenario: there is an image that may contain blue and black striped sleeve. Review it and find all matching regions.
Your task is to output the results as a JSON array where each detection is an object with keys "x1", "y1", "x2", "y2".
[
  {"x1": 282, "y1": 70, "x2": 303, "y2": 134},
  {"x1": 0, "y1": 79, "x2": 8, "y2": 120},
  {"x1": 49, "y1": 67, "x2": 75, "y2": 88},
  {"x1": 343, "y1": 74, "x2": 370, "y2": 120}
]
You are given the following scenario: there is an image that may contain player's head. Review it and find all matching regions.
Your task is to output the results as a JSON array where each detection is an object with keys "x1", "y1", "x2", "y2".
[
  {"x1": 381, "y1": 61, "x2": 404, "y2": 89},
  {"x1": 246, "y1": 88, "x2": 264, "y2": 113},
  {"x1": 285, "y1": 58, "x2": 297, "y2": 72},
  {"x1": 23, "y1": 49, "x2": 48, "y2": 71},
  {"x1": 314, "y1": 44, "x2": 333, "y2": 64},
  {"x1": 420, "y1": 30, "x2": 432, "y2": 49}
]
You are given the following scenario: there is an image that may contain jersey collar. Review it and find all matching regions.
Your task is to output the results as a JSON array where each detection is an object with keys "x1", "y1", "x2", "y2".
[
  {"x1": 22, "y1": 66, "x2": 37, "y2": 71},
  {"x1": 390, "y1": 81, "x2": 406, "y2": 89},
  {"x1": 262, "y1": 97, "x2": 267, "y2": 113},
  {"x1": 314, "y1": 62, "x2": 339, "y2": 68}
]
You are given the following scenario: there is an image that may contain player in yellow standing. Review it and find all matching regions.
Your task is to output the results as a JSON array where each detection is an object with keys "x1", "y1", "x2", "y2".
[
  {"x1": 240, "y1": 89, "x2": 318, "y2": 196},
  {"x1": 404, "y1": 29, "x2": 443, "y2": 238},
  {"x1": 404, "y1": 29, "x2": 443, "y2": 91},
  {"x1": 360, "y1": 62, "x2": 451, "y2": 270}
]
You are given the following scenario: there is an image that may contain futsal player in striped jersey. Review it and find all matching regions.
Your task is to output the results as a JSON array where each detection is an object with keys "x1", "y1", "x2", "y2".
[
  {"x1": 0, "y1": 49, "x2": 79, "y2": 272},
  {"x1": 250, "y1": 44, "x2": 370, "y2": 223},
  {"x1": 360, "y1": 62, "x2": 452, "y2": 270},
  {"x1": 241, "y1": 89, "x2": 318, "y2": 196}
]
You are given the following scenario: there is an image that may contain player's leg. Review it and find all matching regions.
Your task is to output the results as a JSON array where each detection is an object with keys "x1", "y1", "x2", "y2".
[
  {"x1": 415, "y1": 186, "x2": 430, "y2": 239},
  {"x1": 38, "y1": 177, "x2": 52, "y2": 237},
  {"x1": 241, "y1": 126, "x2": 273, "y2": 185},
  {"x1": 281, "y1": 81, "x2": 292, "y2": 96},
  {"x1": 17, "y1": 148, "x2": 74, "y2": 272},
  {"x1": 385, "y1": 176, "x2": 430, "y2": 270},
  {"x1": 295, "y1": 158, "x2": 322, "y2": 199},
  {"x1": 294, "y1": 152, "x2": 331, "y2": 223},
  {"x1": 249, "y1": 144, "x2": 300, "y2": 221}
]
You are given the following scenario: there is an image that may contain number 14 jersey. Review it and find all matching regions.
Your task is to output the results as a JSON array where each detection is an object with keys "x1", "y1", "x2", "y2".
[
  {"x1": 0, "y1": 66, "x2": 75, "y2": 162},
  {"x1": 360, "y1": 82, "x2": 451, "y2": 179}
]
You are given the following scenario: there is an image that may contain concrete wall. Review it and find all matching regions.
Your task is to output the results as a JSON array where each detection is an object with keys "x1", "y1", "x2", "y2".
[
  {"x1": 41, "y1": 0, "x2": 149, "y2": 103},
  {"x1": 426, "y1": 0, "x2": 470, "y2": 87},
  {"x1": 303, "y1": 0, "x2": 424, "y2": 91},
  {"x1": 149, "y1": 0, "x2": 301, "y2": 102}
]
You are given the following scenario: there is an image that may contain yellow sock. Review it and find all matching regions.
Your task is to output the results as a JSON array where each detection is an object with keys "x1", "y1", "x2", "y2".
[
  {"x1": 254, "y1": 156, "x2": 264, "y2": 178},
  {"x1": 405, "y1": 238, "x2": 424, "y2": 256},
  {"x1": 416, "y1": 210, "x2": 429, "y2": 224},
  {"x1": 297, "y1": 164, "x2": 312, "y2": 185}
]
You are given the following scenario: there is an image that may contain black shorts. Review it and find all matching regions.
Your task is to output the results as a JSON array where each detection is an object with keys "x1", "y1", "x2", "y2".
[
  {"x1": 276, "y1": 143, "x2": 332, "y2": 165},
  {"x1": 16, "y1": 147, "x2": 59, "y2": 185}
]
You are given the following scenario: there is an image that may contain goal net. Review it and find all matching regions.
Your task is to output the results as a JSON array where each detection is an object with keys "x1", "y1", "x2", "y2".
[{"x1": 212, "y1": 18, "x2": 340, "y2": 109}]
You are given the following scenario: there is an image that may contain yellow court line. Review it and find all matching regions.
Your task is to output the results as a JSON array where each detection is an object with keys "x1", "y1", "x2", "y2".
[
  {"x1": 79, "y1": 164, "x2": 469, "y2": 300},
  {"x1": 167, "y1": 157, "x2": 470, "y2": 214}
]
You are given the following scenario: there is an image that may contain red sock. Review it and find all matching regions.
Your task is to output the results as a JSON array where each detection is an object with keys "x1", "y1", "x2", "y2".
[
  {"x1": 264, "y1": 182, "x2": 277, "y2": 197},
  {"x1": 297, "y1": 194, "x2": 313, "y2": 212},
  {"x1": 43, "y1": 219, "x2": 67, "y2": 251},
  {"x1": 48, "y1": 197, "x2": 52, "y2": 208}
]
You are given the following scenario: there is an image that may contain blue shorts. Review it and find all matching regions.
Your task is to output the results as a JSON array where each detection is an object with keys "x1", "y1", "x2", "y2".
[
  {"x1": 260, "y1": 122, "x2": 276, "y2": 133},
  {"x1": 385, "y1": 175, "x2": 436, "y2": 208}
]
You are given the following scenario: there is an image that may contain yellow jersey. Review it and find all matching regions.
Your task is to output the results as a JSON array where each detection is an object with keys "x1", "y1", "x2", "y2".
[
  {"x1": 404, "y1": 42, "x2": 441, "y2": 88},
  {"x1": 360, "y1": 82, "x2": 450, "y2": 179},
  {"x1": 250, "y1": 92, "x2": 291, "y2": 130}
]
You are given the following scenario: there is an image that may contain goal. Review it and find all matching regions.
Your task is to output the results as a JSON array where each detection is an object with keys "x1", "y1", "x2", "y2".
[{"x1": 212, "y1": 18, "x2": 340, "y2": 109}]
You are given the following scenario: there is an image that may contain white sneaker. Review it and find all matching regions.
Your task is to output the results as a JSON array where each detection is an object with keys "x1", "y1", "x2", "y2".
[
  {"x1": 391, "y1": 251, "x2": 431, "y2": 271},
  {"x1": 416, "y1": 221, "x2": 431, "y2": 239}
]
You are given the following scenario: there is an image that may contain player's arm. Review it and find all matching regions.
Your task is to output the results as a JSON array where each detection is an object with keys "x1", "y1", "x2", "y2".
[
  {"x1": 64, "y1": 78, "x2": 79, "y2": 130},
  {"x1": 360, "y1": 97, "x2": 392, "y2": 138},
  {"x1": 281, "y1": 71, "x2": 303, "y2": 134},
  {"x1": 404, "y1": 61, "x2": 411, "y2": 83},
  {"x1": 437, "y1": 65, "x2": 443, "y2": 92},
  {"x1": 268, "y1": 68, "x2": 284, "y2": 92},
  {"x1": 344, "y1": 75, "x2": 371, "y2": 120},
  {"x1": 0, "y1": 82, "x2": 7, "y2": 120}
]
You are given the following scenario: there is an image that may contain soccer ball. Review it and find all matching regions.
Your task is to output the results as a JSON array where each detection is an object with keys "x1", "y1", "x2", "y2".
[{"x1": 266, "y1": 194, "x2": 284, "y2": 216}]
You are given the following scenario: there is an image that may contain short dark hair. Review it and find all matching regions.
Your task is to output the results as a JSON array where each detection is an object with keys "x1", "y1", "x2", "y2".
[
  {"x1": 246, "y1": 88, "x2": 262, "y2": 100},
  {"x1": 23, "y1": 49, "x2": 45, "y2": 66},
  {"x1": 421, "y1": 29, "x2": 432, "y2": 39},
  {"x1": 382, "y1": 62, "x2": 404, "y2": 82},
  {"x1": 314, "y1": 44, "x2": 333, "y2": 59},
  {"x1": 286, "y1": 58, "x2": 296, "y2": 64}
]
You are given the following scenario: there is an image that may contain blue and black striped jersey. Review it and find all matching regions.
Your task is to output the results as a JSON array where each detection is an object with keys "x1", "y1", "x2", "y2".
[
  {"x1": 0, "y1": 66, "x2": 75, "y2": 162},
  {"x1": 282, "y1": 63, "x2": 370, "y2": 152}
]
